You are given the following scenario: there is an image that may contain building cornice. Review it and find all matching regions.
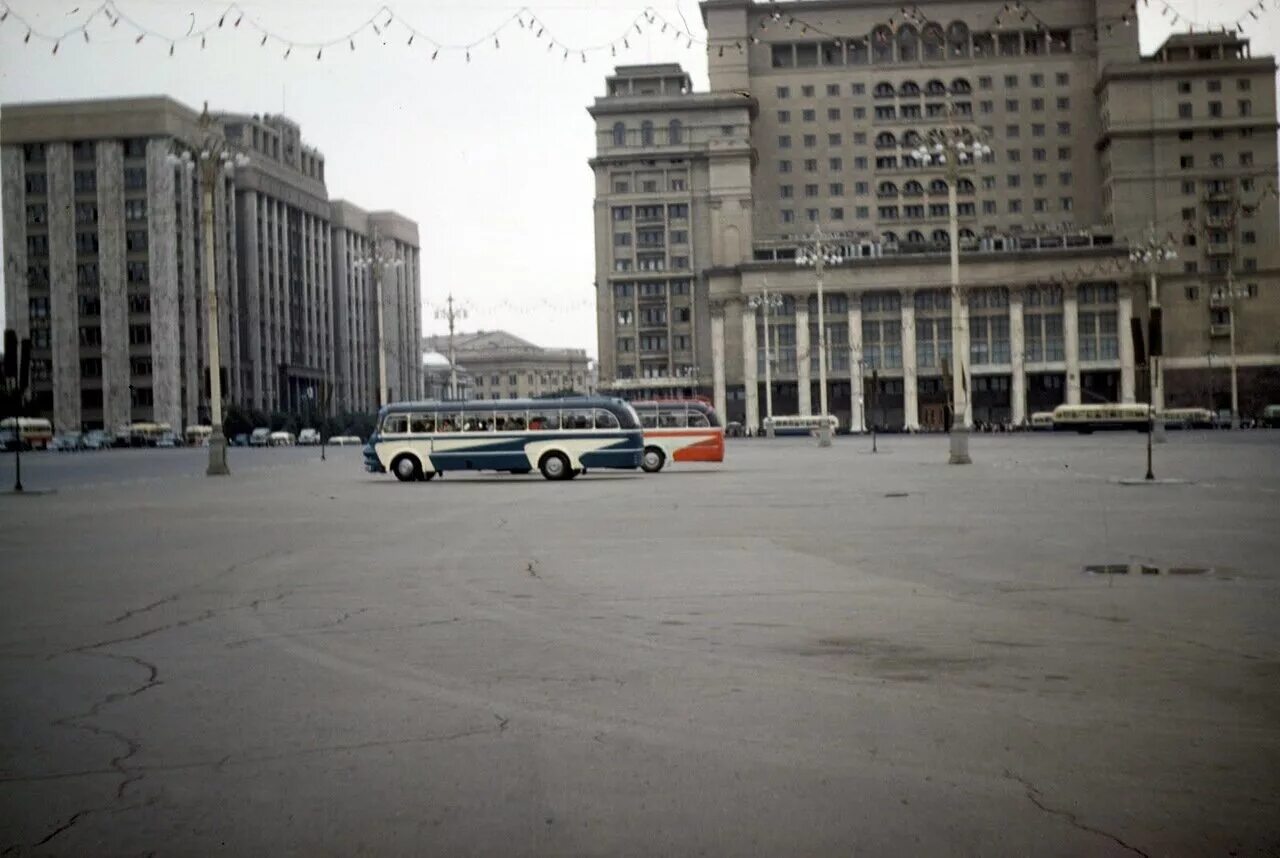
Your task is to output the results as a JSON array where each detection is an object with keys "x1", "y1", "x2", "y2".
[{"x1": 588, "y1": 93, "x2": 757, "y2": 119}]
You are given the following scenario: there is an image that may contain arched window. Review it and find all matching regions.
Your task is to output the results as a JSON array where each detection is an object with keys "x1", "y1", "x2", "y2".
[
  {"x1": 611, "y1": 122, "x2": 626, "y2": 146},
  {"x1": 950, "y1": 78, "x2": 972, "y2": 95},
  {"x1": 906, "y1": 230, "x2": 926, "y2": 243},
  {"x1": 640, "y1": 121, "x2": 654, "y2": 146},
  {"x1": 896, "y1": 25, "x2": 918, "y2": 62},
  {"x1": 932, "y1": 229, "x2": 951, "y2": 244},
  {"x1": 925, "y1": 79, "x2": 947, "y2": 96},
  {"x1": 922, "y1": 24, "x2": 945, "y2": 61},
  {"x1": 877, "y1": 181, "x2": 899, "y2": 197},
  {"x1": 959, "y1": 228, "x2": 978, "y2": 242},
  {"x1": 668, "y1": 119, "x2": 683, "y2": 145},
  {"x1": 875, "y1": 131, "x2": 897, "y2": 149},
  {"x1": 957, "y1": 178, "x2": 975, "y2": 194},
  {"x1": 947, "y1": 22, "x2": 970, "y2": 58},
  {"x1": 873, "y1": 81, "x2": 896, "y2": 98},
  {"x1": 899, "y1": 80, "x2": 921, "y2": 96},
  {"x1": 881, "y1": 230, "x2": 899, "y2": 244},
  {"x1": 848, "y1": 38, "x2": 869, "y2": 65},
  {"x1": 929, "y1": 178, "x2": 949, "y2": 194},
  {"x1": 903, "y1": 130, "x2": 923, "y2": 148},
  {"x1": 903, "y1": 180, "x2": 925, "y2": 197},
  {"x1": 972, "y1": 32, "x2": 994, "y2": 58},
  {"x1": 871, "y1": 26, "x2": 894, "y2": 63}
]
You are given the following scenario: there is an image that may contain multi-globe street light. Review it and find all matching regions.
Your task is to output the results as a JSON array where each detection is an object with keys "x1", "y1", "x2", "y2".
[
  {"x1": 1128, "y1": 230, "x2": 1177, "y2": 423},
  {"x1": 911, "y1": 122, "x2": 992, "y2": 465},
  {"x1": 794, "y1": 226, "x2": 844, "y2": 448},
  {"x1": 166, "y1": 102, "x2": 249, "y2": 477},
  {"x1": 747, "y1": 286, "x2": 784, "y2": 434},
  {"x1": 352, "y1": 230, "x2": 402, "y2": 408}
]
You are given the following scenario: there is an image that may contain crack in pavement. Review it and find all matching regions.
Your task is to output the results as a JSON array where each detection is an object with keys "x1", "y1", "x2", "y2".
[
  {"x1": 222, "y1": 615, "x2": 461, "y2": 650},
  {"x1": 106, "y1": 595, "x2": 178, "y2": 626},
  {"x1": 1004, "y1": 770, "x2": 1151, "y2": 857}
]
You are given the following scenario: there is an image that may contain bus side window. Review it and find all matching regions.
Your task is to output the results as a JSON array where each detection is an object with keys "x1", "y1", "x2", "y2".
[
  {"x1": 528, "y1": 410, "x2": 560, "y2": 431},
  {"x1": 688, "y1": 412, "x2": 710, "y2": 428},
  {"x1": 409, "y1": 414, "x2": 433, "y2": 433},
  {"x1": 383, "y1": 415, "x2": 408, "y2": 434},
  {"x1": 437, "y1": 416, "x2": 456, "y2": 433},
  {"x1": 659, "y1": 411, "x2": 685, "y2": 428},
  {"x1": 640, "y1": 414, "x2": 658, "y2": 429},
  {"x1": 565, "y1": 410, "x2": 593, "y2": 430},
  {"x1": 595, "y1": 409, "x2": 620, "y2": 430}
]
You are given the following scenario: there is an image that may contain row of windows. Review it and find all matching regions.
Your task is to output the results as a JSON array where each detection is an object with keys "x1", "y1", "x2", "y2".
[
  {"x1": 610, "y1": 119, "x2": 685, "y2": 147},
  {"x1": 776, "y1": 146, "x2": 1072, "y2": 173},
  {"x1": 383, "y1": 409, "x2": 624, "y2": 433},
  {"x1": 612, "y1": 280, "x2": 692, "y2": 299},
  {"x1": 617, "y1": 335, "x2": 693, "y2": 353},
  {"x1": 1178, "y1": 152, "x2": 1255, "y2": 170},
  {"x1": 776, "y1": 72, "x2": 1069, "y2": 102},
  {"x1": 1176, "y1": 99, "x2": 1252, "y2": 119},
  {"x1": 617, "y1": 306, "x2": 693, "y2": 326},
  {"x1": 611, "y1": 204, "x2": 689, "y2": 221},
  {"x1": 613, "y1": 177, "x2": 688, "y2": 193},
  {"x1": 768, "y1": 26, "x2": 1071, "y2": 70}
]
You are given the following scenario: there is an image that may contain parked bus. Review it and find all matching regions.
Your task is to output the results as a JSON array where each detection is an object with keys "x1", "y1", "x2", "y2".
[
  {"x1": 119, "y1": 422, "x2": 172, "y2": 447},
  {"x1": 184, "y1": 425, "x2": 212, "y2": 446},
  {"x1": 1052, "y1": 403, "x2": 1151, "y2": 434},
  {"x1": 364, "y1": 397, "x2": 643, "y2": 482},
  {"x1": 762, "y1": 414, "x2": 841, "y2": 437},
  {"x1": 1029, "y1": 411, "x2": 1055, "y2": 431},
  {"x1": 630, "y1": 398, "x2": 725, "y2": 473},
  {"x1": 0, "y1": 417, "x2": 54, "y2": 450},
  {"x1": 1159, "y1": 408, "x2": 1215, "y2": 430}
]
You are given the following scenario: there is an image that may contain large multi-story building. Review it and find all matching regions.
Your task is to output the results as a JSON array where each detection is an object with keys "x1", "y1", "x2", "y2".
[
  {"x1": 589, "y1": 1, "x2": 1279, "y2": 430},
  {"x1": 422, "y1": 330, "x2": 592, "y2": 400},
  {"x1": 1, "y1": 96, "x2": 422, "y2": 431}
]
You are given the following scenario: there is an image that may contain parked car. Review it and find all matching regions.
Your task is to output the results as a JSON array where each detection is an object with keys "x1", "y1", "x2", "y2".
[
  {"x1": 231, "y1": 433, "x2": 251, "y2": 447},
  {"x1": 269, "y1": 430, "x2": 296, "y2": 447},
  {"x1": 329, "y1": 435, "x2": 363, "y2": 446},
  {"x1": 250, "y1": 428, "x2": 272, "y2": 447},
  {"x1": 82, "y1": 429, "x2": 115, "y2": 450},
  {"x1": 0, "y1": 429, "x2": 31, "y2": 452},
  {"x1": 1262, "y1": 405, "x2": 1280, "y2": 429},
  {"x1": 155, "y1": 431, "x2": 181, "y2": 448},
  {"x1": 51, "y1": 431, "x2": 85, "y2": 452},
  {"x1": 298, "y1": 428, "x2": 321, "y2": 446}
]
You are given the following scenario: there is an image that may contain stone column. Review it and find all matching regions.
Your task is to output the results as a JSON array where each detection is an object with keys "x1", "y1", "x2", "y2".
[
  {"x1": 146, "y1": 140, "x2": 181, "y2": 430},
  {"x1": 0, "y1": 148, "x2": 28, "y2": 340},
  {"x1": 796, "y1": 301, "x2": 811, "y2": 415},
  {"x1": 711, "y1": 303, "x2": 727, "y2": 421},
  {"x1": 741, "y1": 300, "x2": 759, "y2": 432},
  {"x1": 47, "y1": 143, "x2": 80, "y2": 432},
  {"x1": 1064, "y1": 284, "x2": 1081, "y2": 405},
  {"x1": 240, "y1": 190, "x2": 261, "y2": 410},
  {"x1": 1118, "y1": 287, "x2": 1136, "y2": 404},
  {"x1": 1010, "y1": 287, "x2": 1027, "y2": 425},
  {"x1": 96, "y1": 141, "x2": 130, "y2": 432},
  {"x1": 179, "y1": 163, "x2": 198, "y2": 427},
  {"x1": 901, "y1": 290, "x2": 918, "y2": 431},
  {"x1": 847, "y1": 295, "x2": 864, "y2": 433}
]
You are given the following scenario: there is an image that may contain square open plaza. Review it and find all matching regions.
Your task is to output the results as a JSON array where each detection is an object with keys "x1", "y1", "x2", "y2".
[{"x1": 2, "y1": 433, "x2": 1278, "y2": 856}]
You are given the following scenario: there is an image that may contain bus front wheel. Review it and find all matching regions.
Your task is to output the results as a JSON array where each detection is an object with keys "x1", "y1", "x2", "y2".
[
  {"x1": 539, "y1": 452, "x2": 571, "y2": 481},
  {"x1": 392, "y1": 454, "x2": 422, "y2": 482},
  {"x1": 641, "y1": 447, "x2": 666, "y2": 473}
]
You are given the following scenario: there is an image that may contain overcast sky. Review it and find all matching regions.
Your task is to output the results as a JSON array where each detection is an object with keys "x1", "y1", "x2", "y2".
[{"x1": 1, "y1": 0, "x2": 1276, "y2": 359}]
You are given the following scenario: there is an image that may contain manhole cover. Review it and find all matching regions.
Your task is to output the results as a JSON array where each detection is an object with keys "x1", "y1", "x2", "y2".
[{"x1": 1084, "y1": 563, "x2": 1212, "y2": 576}]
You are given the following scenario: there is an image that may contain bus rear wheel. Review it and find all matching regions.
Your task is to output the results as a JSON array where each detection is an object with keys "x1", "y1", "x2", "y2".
[
  {"x1": 539, "y1": 452, "x2": 571, "y2": 481},
  {"x1": 641, "y1": 447, "x2": 666, "y2": 473},
  {"x1": 392, "y1": 454, "x2": 422, "y2": 482}
]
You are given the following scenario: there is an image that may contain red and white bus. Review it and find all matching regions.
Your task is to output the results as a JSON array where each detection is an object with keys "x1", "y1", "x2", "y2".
[{"x1": 630, "y1": 398, "x2": 725, "y2": 473}]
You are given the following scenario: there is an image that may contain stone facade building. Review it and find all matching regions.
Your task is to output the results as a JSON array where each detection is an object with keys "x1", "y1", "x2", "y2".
[
  {"x1": 589, "y1": 2, "x2": 1279, "y2": 430},
  {"x1": 1, "y1": 96, "x2": 422, "y2": 431},
  {"x1": 421, "y1": 330, "x2": 592, "y2": 400}
]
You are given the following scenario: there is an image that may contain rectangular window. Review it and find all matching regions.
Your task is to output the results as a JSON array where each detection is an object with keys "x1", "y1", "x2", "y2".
[
  {"x1": 73, "y1": 170, "x2": 96, "y2": 193},
  {"x1": 802, "y1": 109, "x2": 816, "y2": 122},
  {"x1": 829, "y1": 182, "x2": 844, "y2": 195},
  {"x1": 776, "y1": 86, "x2": 790, "y2": 99},
  {"x1": 780, "y1": 185, "x2": 794, "y2": 199},
  {"x1": 123, "y1": 167, "x2": 146, "y2": 190},
  {"x1": 1057, "y1": 97, "x2": 1070, "y2": 110},
  {"x1": 777, "y1": 110, "x2": 791, "y2": 123},
  {"x1": 804, "y1": 134, "x2": 817, "y2": 147},
  {"x1": 1208, "y1": 101, "x2": 1222, "y2": 118},
  {"x1": 779, "y1": 160, "x2": 792, "y2": 173},
  {"x1": 828, "y1": 108, "x2": 841, "y2": 121},
  {"x1": 829, "y1": 157, "x2": 842, "y2": 171},
  {"x1": 1058, "y1": 147, "x2": 1071, "y2": 160},
  {"x1": 828, "y1": 133, "x2": 842, "y2": 146},
  {"x1": 779, "y1": 135, "x2": 792, "y2": 149}
]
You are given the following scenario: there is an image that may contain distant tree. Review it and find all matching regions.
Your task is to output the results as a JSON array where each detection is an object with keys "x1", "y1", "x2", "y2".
[{"x1": 223, "y1": 404, "x2": 253, "y2": 439}]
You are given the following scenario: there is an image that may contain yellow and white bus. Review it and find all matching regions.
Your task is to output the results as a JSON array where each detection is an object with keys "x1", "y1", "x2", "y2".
[
  {"x1": 1029, "y1": 411, "x2": 1055, "y2": 431},
  {"x1": 1159, "y1": 408, "x2": 1214, "y2": 430},
  {"x1": 1052, "y1": 403, "x2": 1151, "y2": 434},
  {"x1": 0, "y1": 417, "x2": 54, "y2": 450},
  {"x1": 184, "y1": 425, "x2": 213, "y2": 446}
]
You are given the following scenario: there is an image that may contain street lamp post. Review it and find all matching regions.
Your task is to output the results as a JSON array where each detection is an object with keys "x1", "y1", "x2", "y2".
[
  {"x1": 167, "y1": 102, "x2": 249, "y2": 477},
  {"x1": 1128, "y1": 228, "x2": 1177, "y2": 441},
  {"x1": 352, "y1": 230, "x2": 403, "y2": 409},
  {"x1": 747, "y1": 285, "x2": 784, "y2": 437},
  {"x1": 795, "y1": 225, "x2": 844, "y2": 448},
  {"x1": 434, "y1": 294, "x2": 468, "y2": 401},
  {"x1": 912, "y1": 119, "x2": 992, "y2": 466}
]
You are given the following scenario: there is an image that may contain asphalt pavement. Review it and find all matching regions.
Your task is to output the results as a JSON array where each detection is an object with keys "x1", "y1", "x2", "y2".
[{"x1": 1, "y1": 432, "x2": 1278, "y2": 856}]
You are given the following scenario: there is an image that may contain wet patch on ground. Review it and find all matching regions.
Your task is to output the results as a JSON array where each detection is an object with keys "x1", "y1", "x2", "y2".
[{"x1": 1084, "y1": 563, "x2": 1214, "y2": 576}]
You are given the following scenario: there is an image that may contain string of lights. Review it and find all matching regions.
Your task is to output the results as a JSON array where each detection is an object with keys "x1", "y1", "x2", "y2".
[
  {"x1": 1000, "y1": 0, "x2": 1273, "y2": 36},
  {"x1": 0, "y1": 1, "x2": 705, "y2": 61}
]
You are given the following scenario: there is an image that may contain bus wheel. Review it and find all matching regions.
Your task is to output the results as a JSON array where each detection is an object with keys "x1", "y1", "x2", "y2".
[
  {"x1": 539, "y1": 452, "x2": 571, "y2": 481},
  {"x1": 641, "y1": 447, "x2": 666, "y2": 473},
  {"x1": 392, "y1": 454, "x2": 422, "y2": 482}
]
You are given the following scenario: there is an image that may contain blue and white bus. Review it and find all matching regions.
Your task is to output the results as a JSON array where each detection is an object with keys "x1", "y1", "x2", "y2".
[{"x1": 363, "y1": 397, "x2": 644, "y2": 481}]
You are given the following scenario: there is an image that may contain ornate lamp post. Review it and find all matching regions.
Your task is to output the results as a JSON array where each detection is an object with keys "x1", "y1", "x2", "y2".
[
  {"x1": 747, "y1": 286, "x2": 784, "y2": 436},
  {"x1": 911, "y1": 121, "x2": 992, "y2": 465},
  {"x1": 1128, "y1": 229, "x2": 1177, "y2": 432},
  {"x1": 352, "y1": 230, "x2": 403, "y2": 408},
  {"x1": 166, "y1": 103, "x2": 249, "y2": 476},
  {"x1": 795, "y1": 225, "x2": 844, "y2": 448}
]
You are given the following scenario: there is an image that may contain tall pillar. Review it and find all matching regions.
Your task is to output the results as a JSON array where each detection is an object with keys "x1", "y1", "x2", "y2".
[
  {"x1": 46, "y1": 143, "x2": 80, "y2": 432},
  {"x1": 957, "y1": 292, "x2": 973, "y2": 426},
  {"x1": 711, "y1": 304, "x2": 727, "y2": 421},
  {"x1": 240, "y1": 190, "x2": 261, "y2": 410},
  {"x1": 0, "y1": 149, "x2": 28, "y2": 342},
  {"x1": 848, "y1": 296, "x2": 864, "y2": 433},
  {"x1": 96, "y1": 141, "x2": 130, "y2": 432},
  {"x1": 901, "y1": 290, "x2": 919, "y2": 431},
  {"x1": 146, "y1": 140, "x2": 181, "y2": 431},
  {"x1": 1118, "y1": 287, "x2": 1136, "y2": 403},
  {"x1": 1010, "y1": 287, "x2": 1027, "y2": 425},
  {"x1": 178, "y1": 161, "x2": 198, "y2": 426},
  {"x1": 741, "y1": 300, "x2": 759, "y2": 432},
  {"x1": 796, "y1": 301, "x2": 811, "y2": 415},
  {"x1": 1064, "y1": 284, "x2": 1081, "y2": 405}
]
